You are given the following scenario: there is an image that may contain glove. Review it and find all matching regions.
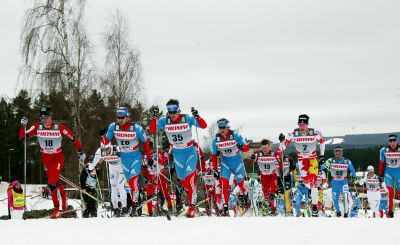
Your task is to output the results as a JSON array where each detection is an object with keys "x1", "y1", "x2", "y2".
[
  {"x1": 20, "y1": 117, "x2": 28, "y2": 125},
  {"x1": 295, "y1": 181, "x2": 299, "y2": 188},
  {"x1": 250, "y1": 154, "x2": 256, "y2": 161},
  {"x1": 237, "y1": 144, "x2": 243, "y2": 150},
  {"x1": 212, "y1": 170, "x2": 220, "y2": 179},
  {"x1": 352, "y1": 178, "x2": 359, "y2": 185},
  {"x1": 78, "y1": 151, "x2": 86, "y2": 161},
  {"x1": 318, "y1": 155, "x2": 325, "y2": 165},
  {"x1": 191, "y1": 107, "x2": 199, "y2": 118},
  {"x1": 146, "y1": 158, "x2": 154, "y2": 167},
  {"x1": 152, "y1": 107, "x2": 160, "y2": 117},
  {"x1": 278, "y1": 133, "x2": 285, "y2": 142},
  {"x1": 378, "y1": 176, "x2": 384, "y2": 183}
]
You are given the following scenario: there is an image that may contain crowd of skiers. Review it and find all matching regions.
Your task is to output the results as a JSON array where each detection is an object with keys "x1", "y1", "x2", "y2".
[{"x1": 14, "y1": 99, "x2": 400, "y2": 219}]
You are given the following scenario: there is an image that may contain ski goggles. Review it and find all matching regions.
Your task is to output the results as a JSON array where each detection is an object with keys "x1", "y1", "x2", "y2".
[
  {"x1": 217, "y1": 120, "x2": 230, "y2": 128},
  {"x1": 166, "y1": 104, "x2": 180, "y2": 114}
]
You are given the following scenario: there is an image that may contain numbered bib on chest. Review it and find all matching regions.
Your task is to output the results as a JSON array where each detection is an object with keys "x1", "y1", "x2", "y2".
[
  {"x1": 385, "y1": 150, "x2": 400, "y2": 168},
  {"x1": 37, "y1": 123, "x2": 62, "y2": 153},
  {"x1": 366, "y1": 178, "x2": 380, "y2": 191},
  {"x1": 257, "y1": 155, "x2": 277, "y2": 175},
  {"x1": 114, "y1": 124, "x2": 139, "y2": 153},
  {"x1": 216, "y1": 140, "x2": 239, "y2": 157},
  {"x1": 330, "y1": 163, "x2": 349, "y2": 180},
  {"x1": 293, "y1": 129, "x2": 318, "y2": 156},
  {"x1": 102, "y1": 155, "x2": 120, "y2": 165},
  {"x1": 165, "y1": 116, "x2": 192, "y2": 148}
]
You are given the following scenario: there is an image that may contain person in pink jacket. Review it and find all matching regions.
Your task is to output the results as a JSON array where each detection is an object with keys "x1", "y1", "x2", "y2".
[{"x1": 8, "y1": 180, "x2": 25, "y2": 219}]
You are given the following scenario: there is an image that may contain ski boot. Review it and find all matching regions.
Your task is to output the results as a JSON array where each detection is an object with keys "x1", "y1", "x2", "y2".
[
  {"x1": 388, "y1": 211, "x2": 394, "y2": 218},
  {"x1": 130, "y1": 203, "x2": 139, "y2": 217},
  {"x1": 205, "y1": 207, "x2": 211, "y2": 217},
  {"x1": 270, "y1": 206, "x2": 278, "y2": 216},
  {"x1": 336, "y1": 211, "x2": 341, "y2": 217},
  {"x1": 344, "y1": 213, "x2": 348, "y2": 218},
  {"x1": 175, "y1": 203, "x2": 184, "y2": 216},
  {"x1": 221, "y1": 204, "x2": 230, "y2": 217},
  {"x1": 186, "y1": 204, "x2": 196, "y2": 218},
  {"x1": 311, "y1": 204, "x2": 319, "y2": 217},
  {"x1": 114, "y1": 207, "x2": 122, "y2": 217},
  {"x1": 167, "y1": 205, "x2": 173, "y2": 215},
  {"x1": 50, "y1": 207, "x2": 61, "y2": 219},
  {"x1": 238, "y1": 194, "x2": 249, "y2": 208}
]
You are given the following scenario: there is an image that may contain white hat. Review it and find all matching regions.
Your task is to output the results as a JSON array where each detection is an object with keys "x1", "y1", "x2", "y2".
[{"x1": 367, "y1": 165, "x2": 374, "y2": 172}]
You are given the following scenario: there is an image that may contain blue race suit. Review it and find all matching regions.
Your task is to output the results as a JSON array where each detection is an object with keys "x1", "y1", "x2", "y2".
[{"x1": 322, "y1": 157, "x2": 356, "y2": 213}]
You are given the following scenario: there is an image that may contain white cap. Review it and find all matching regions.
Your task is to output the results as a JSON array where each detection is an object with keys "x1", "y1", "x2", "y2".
[{"x1": 367, "y1": 165, "x2": 374, "y2": 172}]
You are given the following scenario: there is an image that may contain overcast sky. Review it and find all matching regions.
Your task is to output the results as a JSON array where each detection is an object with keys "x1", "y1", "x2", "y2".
[{"x1": 0, "y1": 0, "x2": 399, "y2": 142}]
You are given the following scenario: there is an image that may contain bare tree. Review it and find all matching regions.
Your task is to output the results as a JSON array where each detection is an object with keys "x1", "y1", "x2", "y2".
[
  {"x1": 101, "y1": 9, "x2": 143, "y2": 107},
  {"x1": 19, "y1": 0, "x2": 94, "y2": 137}
]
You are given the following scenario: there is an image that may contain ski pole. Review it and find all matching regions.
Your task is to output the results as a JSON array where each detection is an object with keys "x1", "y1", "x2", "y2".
[
  {"x1": 279, "y1": 141, "x2": 287, "y2": 216},
  {"x1": 24, "y1": 124, "x2": 27, "y2": 210},
  {"x1": 59, "y1": 174, "x2": 100, "y2": 203},
  {"x1": 191, "y1": 107, "x2": 209, "y2": 210}
]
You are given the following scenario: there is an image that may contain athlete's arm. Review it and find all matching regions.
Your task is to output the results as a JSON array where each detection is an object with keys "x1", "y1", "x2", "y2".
[{"x1": 60, "y1": 124, "x2": 82, "y2": 151}]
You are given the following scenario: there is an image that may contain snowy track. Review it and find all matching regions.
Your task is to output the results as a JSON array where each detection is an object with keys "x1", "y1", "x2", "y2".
[{"x1": 1, "y1": 217, "x2": 398, "y2": 245}]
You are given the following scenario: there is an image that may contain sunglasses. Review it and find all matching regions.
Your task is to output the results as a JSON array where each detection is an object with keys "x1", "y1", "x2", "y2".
[
  {"x1": 218, "y1": 126, "x2": 227, "y2": 129},
  {"x1": 389, "y1": 139, "x2": 397, "y2": 142},
  {"x1": 168, "y1": 111, "x2": 178, "y2": 115},
  {"x1": 117, "y1": 116, "x2": 126, "y2": 120}
]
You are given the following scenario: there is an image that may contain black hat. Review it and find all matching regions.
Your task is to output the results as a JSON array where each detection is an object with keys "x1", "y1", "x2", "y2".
[
  {"x1": 40, "y1": 106, "x2": 52, "y2": 118},
  {"x1": 388, "y1": 134, "x2": 398, "y2": 141},
  {"x1": 298, "y1": 114, "x2": 309, "y2": 124}
]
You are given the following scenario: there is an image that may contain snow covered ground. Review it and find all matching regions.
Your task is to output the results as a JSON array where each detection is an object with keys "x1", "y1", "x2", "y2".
[
  {"x1": 1, "y1": 217, "x2": 399, "y2": 245},
  {"x1": 2, "y1": 181, "x2": 400, "y2": 245}
]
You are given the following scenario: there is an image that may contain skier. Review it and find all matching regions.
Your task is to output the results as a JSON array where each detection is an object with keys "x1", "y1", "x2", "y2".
[
  {"x1": 278, "y1": 114, "x2": 325, "y2": 217},
  {"x1": 7, "y1": 180, "x2": 25, "y2": 219},
  {"x1": 316, "y1": 169, "x2": 327, "y2": 213},
  {"x1": 200, "y1": 159, "x2": 219, "y2": 216},
  {"x1": 350, "y1": 192, "x2": 361, "y2": 218},
  {"x1": 360, "y1": 165, "x2": 384, "y2": 218},
  {"x1": 211, "y1": 118, "x2": 249, "y2": 216},
  {"x1": 294, "y1": 173, "x2": 309, "y2": 217},
  {"x1": 228, "y1": 186, "x2": 239, "y2": 217},
  {"x1": 149, "y1": 99, "x2": 207, "y2": 218},
  {"x1": 378, "y1": 134, "x2": 400, "y2": 218},
  {"x1": 80, "y1": 163, "x2": 98, "y2": 218},
  {"x1": 19, "y1": 106, "x2": 85, "y2": 218},
  {"x1": 275, "y1": 153, "x2": 296, "y2": 215},
  {"x1": 249, "y1": 139, "x2": 279, "y2": 214},
  {"x1": 92, "y1": 137, "x2": 127, "y2": 216},
  {"x1": 379, "y1": 184, "x2": 389, "y2": 218},
  {"x1": 142, "y1": 141, "x2": 173, "y2": 216},
  {"x1": 322, "y1": 146, "x2": 357, "y2": 217},
  {"x1": 105, "y1": 107, "x2": 153, "y2": 216}
]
